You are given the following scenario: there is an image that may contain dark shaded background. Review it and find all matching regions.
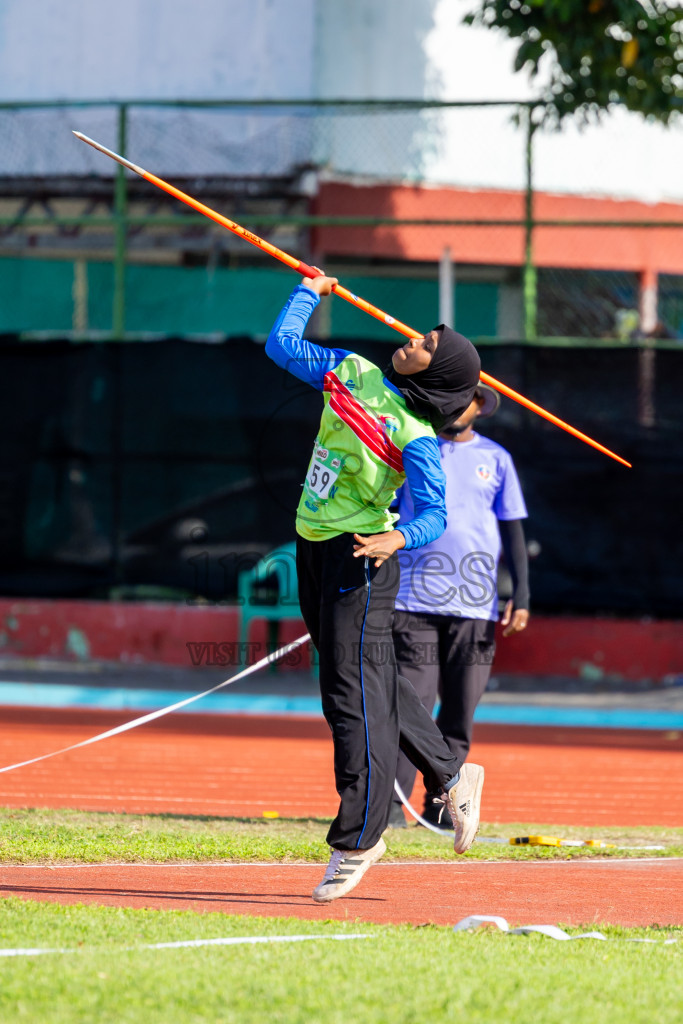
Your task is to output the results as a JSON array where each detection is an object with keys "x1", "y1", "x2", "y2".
[{"x1": 1, "y1": 335, "x2": 680, "y2": 615}]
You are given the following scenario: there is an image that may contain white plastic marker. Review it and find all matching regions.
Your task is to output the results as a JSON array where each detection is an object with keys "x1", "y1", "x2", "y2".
[
  {"x1": 454, "y1": 915, "x2": 608, "y2": 941},
  {"x1": 452, "y1": 915, "x2": 680, "y2": 943},
  {"x1": 0, "y1": 634, "x2": 310, "y2": 775}
]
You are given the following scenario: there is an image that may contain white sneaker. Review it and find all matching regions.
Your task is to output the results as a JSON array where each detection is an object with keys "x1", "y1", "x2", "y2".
[
  {"x1": 445, "y1": 763, "x2": 485, "y2": 854},
  {"x1": 311, "y1": 837, "x2": 386, "y2": 903}
]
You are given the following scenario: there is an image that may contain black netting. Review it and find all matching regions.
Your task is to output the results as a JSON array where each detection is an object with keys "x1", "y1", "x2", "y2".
[{"x1": 1, "y1": 334, "x2": 681, "y2": 614}]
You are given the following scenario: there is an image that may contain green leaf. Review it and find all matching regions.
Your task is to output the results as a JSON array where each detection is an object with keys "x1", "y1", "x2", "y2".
[{"x1": 462, "y1": 0, "x2": 683, "y2": 125}]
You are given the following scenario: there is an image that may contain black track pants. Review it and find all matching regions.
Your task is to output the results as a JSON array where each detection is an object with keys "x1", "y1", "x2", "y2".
[
  {"x1": 392, "y1": 613, "x2": 496, "y2": 806},
  {"x1": 296, "y1": 534, "x2": 461, "y2": 851}
]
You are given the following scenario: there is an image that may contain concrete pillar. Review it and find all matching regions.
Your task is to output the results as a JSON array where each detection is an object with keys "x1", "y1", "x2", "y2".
[
  {"x1": 439, "y1": 246, "x2": 454, "y2": 327},
  {"x1": 639, "y1": 267, "x2": 658, "y2": 335},
  {"x1": 637, "y1": 267, "x2": 658, "y2": 429},
  {"x1": 72, "y1": 260, "x2": 88, "y2": 332}
]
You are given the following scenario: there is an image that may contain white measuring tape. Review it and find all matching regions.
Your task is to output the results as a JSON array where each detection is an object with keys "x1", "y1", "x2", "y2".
[
  {"x1": 393, "y1": 780, "x2": 665, "y2": 850},
  {"x1": 393, "y1": 778, "x2": 454, "y2": 835},
  {"x1": 0, "y1": 634, "x2": 311, "y2": 775}
]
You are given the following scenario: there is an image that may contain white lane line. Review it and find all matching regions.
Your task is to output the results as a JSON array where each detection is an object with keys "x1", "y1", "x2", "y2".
[{"x1": 3, "y1": 857, "x2": 681, "y2": 869}]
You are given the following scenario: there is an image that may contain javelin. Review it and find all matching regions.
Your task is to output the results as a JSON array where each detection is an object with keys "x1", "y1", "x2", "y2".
[{"x1": 73, "y1": 131, "x2": 630, "y2": 468}]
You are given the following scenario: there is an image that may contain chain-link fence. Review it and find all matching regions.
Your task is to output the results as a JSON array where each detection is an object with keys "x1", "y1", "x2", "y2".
[
  {"x1": 0, "y1": 100, "x2": 527, "y2": 182},
  {"x1": 1, "y1": 99, "x2": 682, "y2": 342}
]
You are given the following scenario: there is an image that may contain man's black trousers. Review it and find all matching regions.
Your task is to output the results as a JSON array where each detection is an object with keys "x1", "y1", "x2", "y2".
[
  {"x1": 392, "y1": 612, "x2": 496, "y2": 808},
  {"x1": 296, "y1": 534, "x2": 461, "y2": 851}
]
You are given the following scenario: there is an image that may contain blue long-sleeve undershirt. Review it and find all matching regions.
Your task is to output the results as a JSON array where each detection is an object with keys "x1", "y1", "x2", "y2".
[
  {"x1": 399, "y1": 438, "x2": 446, "y2": 550},
  {"x1": 266, "y1": 285, "x2": 446, "y2": 550},
  {"x1": 265, "y1": 284, "x2": 349, "y2": 388}
]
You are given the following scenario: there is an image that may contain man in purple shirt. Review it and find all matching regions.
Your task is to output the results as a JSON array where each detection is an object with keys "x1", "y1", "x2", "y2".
[{"x1": 389, "y1": 384, "x2": 530, "y2": 829}]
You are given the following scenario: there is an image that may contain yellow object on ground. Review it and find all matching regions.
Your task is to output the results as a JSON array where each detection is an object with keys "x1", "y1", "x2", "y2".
[{"x1": 509, "y1": 835, "x2": 616, "y2": 848}]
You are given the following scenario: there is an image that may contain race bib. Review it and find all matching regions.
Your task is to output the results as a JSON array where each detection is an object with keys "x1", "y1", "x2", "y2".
[{"x1": 304, "y1": 446, "x2": 341, "y2": 502}]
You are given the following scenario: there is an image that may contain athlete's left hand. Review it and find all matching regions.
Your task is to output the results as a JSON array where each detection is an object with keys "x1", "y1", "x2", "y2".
[
  {"x1": 501, "y1": 600, "x2": 529, "y2": 637},
  {"x1": 353, "y1": 530, "x2": 406, "y2": 567}
]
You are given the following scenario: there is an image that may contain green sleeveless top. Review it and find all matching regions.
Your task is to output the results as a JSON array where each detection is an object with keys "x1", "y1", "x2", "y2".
[{"x1": 296, "y1": 353, "x2": 436, "y2": 541}]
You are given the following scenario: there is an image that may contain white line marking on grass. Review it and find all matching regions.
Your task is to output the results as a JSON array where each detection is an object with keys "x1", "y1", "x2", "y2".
[
  {"x1": 0, "y1": 948, "x2": 67, "y2": 958},
  {"x1": 0, "y1": 933, "x2": 374, "y2": 958},
  {"x1": 1, "y1": 923, "x2": 678, "y2": 958},
  {"x1": 145, "y1": 934, "x2": 372, "y2": 949}
]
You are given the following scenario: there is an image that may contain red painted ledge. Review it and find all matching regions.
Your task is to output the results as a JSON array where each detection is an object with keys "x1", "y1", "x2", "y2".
[{"x1": 0, "y1": 598, "x2": 680, "y2": 683}]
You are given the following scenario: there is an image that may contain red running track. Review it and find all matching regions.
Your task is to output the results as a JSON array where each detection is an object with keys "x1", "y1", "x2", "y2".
[
  {"x1": 0, "y1": 707, "x2": 682, "y2": 826},
  {"x1": 1, "y1": 707, "x2": 682, "y2": 927},
  {"x1": 2, "y1": 860, "x2": 682, "y2": 928}
]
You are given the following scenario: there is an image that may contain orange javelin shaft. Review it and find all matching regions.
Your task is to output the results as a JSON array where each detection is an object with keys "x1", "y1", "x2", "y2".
[{"x1": 73, "y1": 131, "x2": 630, "y2": 468}]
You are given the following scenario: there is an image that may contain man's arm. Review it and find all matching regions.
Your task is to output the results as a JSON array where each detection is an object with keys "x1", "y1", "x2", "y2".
[
  {"x1": 499, "y1": 518, "x2": 530, "y2": 637},
  {"x1": 265, "y1": 276, "x2": 351, "y2": 390}
]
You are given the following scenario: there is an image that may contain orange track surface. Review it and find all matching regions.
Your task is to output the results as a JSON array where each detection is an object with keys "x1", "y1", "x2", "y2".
[
  {"x1": 2, "y1": 860, "x2": 682, "y2": 928},
  {"x1": 1, "y1": 707, "x2": 681, "y2": 825},
  {"x1": 1, "y1": 707, "x2": 682, "y2": 927}
]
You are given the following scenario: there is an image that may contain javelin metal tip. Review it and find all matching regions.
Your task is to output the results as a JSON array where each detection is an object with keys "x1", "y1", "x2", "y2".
[{"x1": 71, "y1": 130, "x2": 146, "y2": 177}]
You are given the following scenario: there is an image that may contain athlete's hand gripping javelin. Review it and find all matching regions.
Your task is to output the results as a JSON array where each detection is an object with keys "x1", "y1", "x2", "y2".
[{"x1": 301, "y1": 272, "x2": 338, "y2": 294}]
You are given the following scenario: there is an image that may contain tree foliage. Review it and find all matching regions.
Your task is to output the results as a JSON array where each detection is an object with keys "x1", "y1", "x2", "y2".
[{"x1": 464, "y1": 0, "x2": 683, "y2": 125}]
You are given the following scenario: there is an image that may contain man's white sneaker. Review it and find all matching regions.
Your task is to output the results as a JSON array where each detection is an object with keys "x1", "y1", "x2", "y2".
[
  {"x1": 446, "y1": 762, "x2": 485, "y2": 854},
  {"x1": 311, "y1": 837, "x2": 386, "y2": 903}
]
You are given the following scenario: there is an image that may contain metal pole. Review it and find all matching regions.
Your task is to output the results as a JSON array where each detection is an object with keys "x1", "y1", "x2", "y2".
[
  {"x1": 112, "y1": 104, "x2": 128, "y2": 338},
  {"x1": 111, "y1": 105, "x2": 127, "y2": 583},
  {"x1": 523, "y1": 106, "x2": 537, "y2": 341}
]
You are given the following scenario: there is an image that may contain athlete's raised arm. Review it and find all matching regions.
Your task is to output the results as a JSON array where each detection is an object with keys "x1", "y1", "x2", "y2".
[{"x1": 265, "y1": 275, "x2": 351, "y2": 390}]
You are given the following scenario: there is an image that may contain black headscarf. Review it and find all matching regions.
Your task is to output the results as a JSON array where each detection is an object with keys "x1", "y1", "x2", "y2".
[{"x1": 384, "y1": 325, "x2": 481, "y2": 432}]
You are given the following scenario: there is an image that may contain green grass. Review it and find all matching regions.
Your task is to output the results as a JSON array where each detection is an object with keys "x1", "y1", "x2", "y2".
[
  {"x1": 1, "y1": 806, "x2": 681, "y2": 864},
  {"x1": 2, "y1": 809, "x2": 681, "y2": 1023},
  {"x1": 0, "y1": 899, "x2": 681, "y2": 1024}
]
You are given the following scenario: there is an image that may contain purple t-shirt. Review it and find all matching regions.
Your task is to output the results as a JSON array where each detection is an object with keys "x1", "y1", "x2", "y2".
[{"x1": 395, "y1": 432, "x2": 527, "y2": 621}]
